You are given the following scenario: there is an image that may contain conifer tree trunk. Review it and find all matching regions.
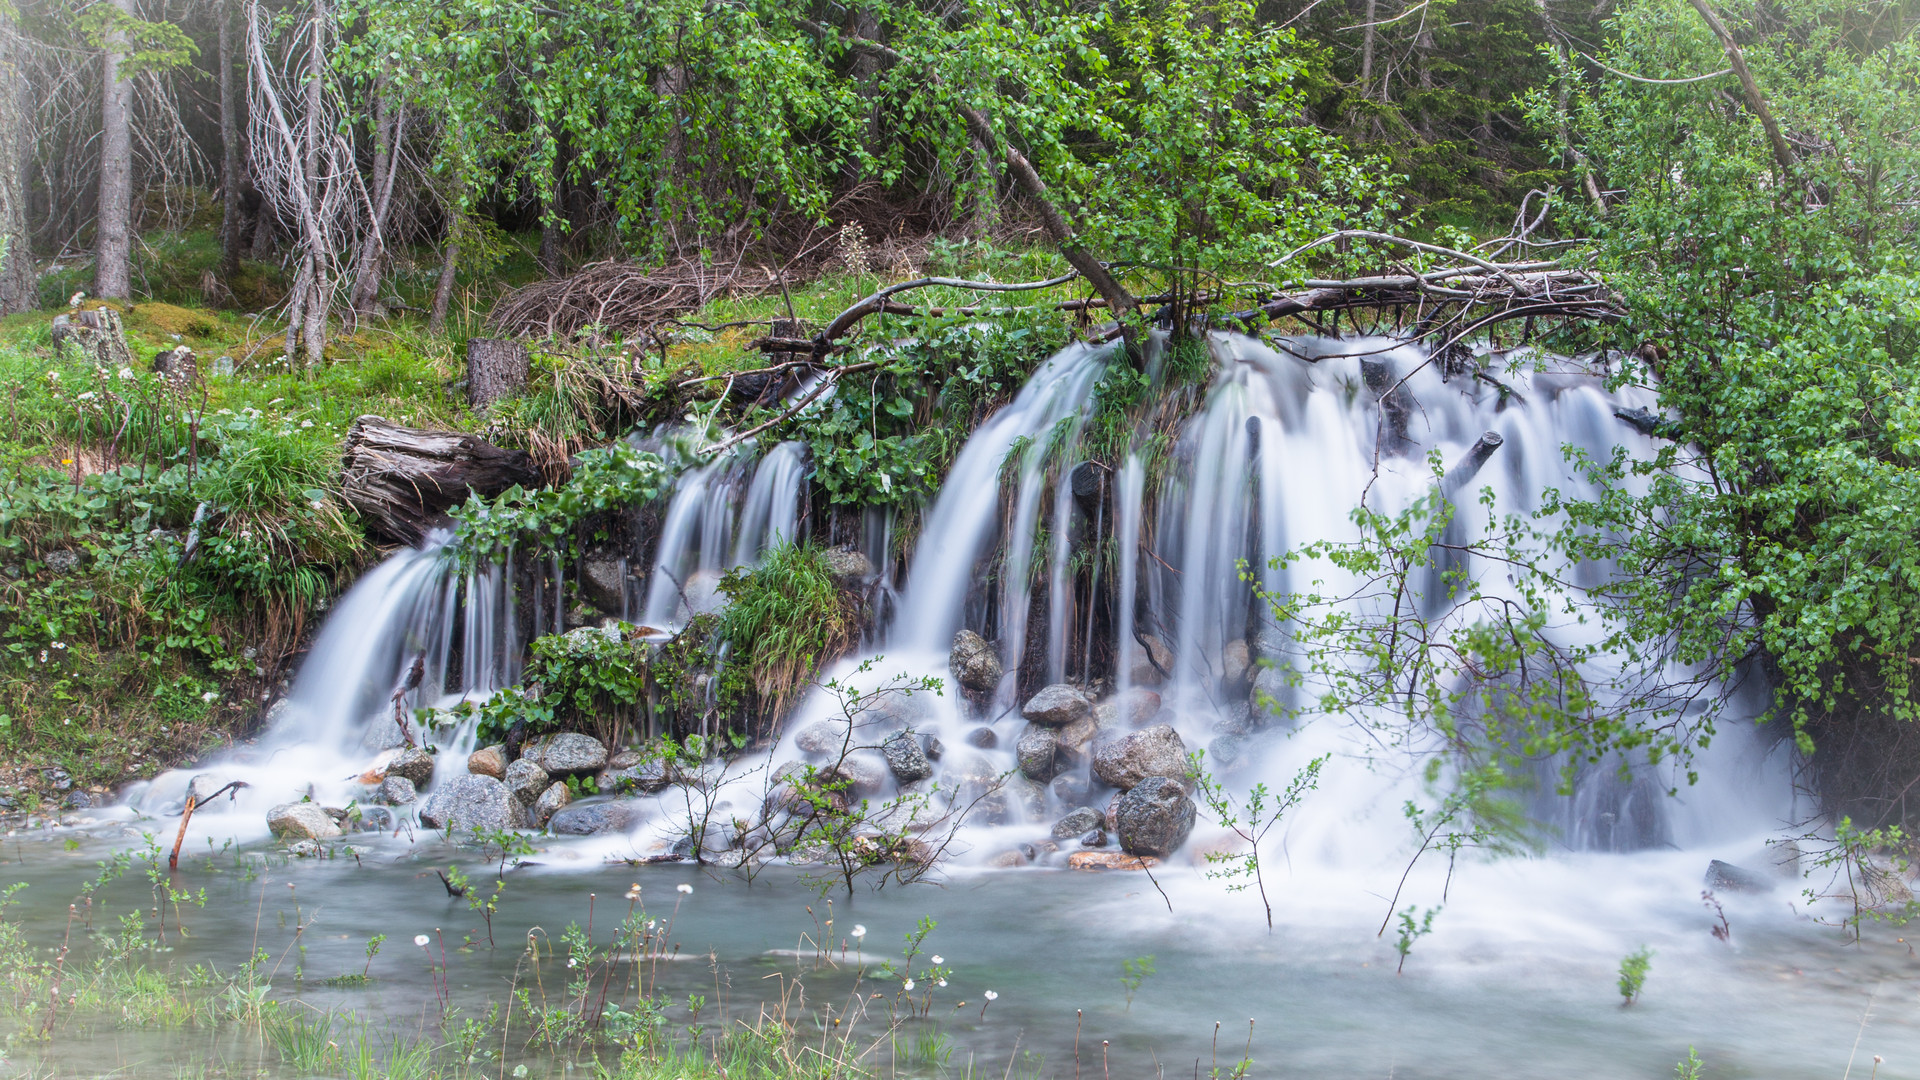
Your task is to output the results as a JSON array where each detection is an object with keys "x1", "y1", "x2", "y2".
[
  {"x1": 428, "y1": 232, "x2": 458, "y2": 333},
  {"x1": 218, "y1": 0, "x2": 244, "y2": 278},
  {"x1": 0, "y1": 8, "x2": 35, "y2": 314},
  {"x1": 95, "y1": 0, "x2": 137, "y2": 300}
]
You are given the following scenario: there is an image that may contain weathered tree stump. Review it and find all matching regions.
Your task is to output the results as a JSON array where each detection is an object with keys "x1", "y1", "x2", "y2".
[
  {"x1": 151, "y1": 345, "x2": 198, "y2": 389},
  {"x1": 341, "y1": 415, "x2": 542, "y2": 545},
  {"x1": 50, "y1": 308, "x2": 134, "y2": 371},
  {"x1": 466, "y1": 337, "x2": 529, "y2": 408}
]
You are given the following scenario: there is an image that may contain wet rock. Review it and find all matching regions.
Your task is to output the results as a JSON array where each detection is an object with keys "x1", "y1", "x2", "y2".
[
  {"x1": 1009, "y1": 776, "x2": 1049, "y2": 820},
  {"x1": 949, "y1": 630, "x2": 1003, "y2": 693},
  {"x1": 821, "y1": 753, "x2": 889, "y2": 799},
  {"x1": 606, "y1": 749, "x2": 641, "y2": 771},
  {"x1": 882, "y1": 731, "x2": 932, "y2": 784},
  {"x1": 417, "y1": 775, "x2": 528, "y2": 832},
  {"x1": 1050, "y1": 773, "x2": 1090, "y2": 807},
  {"x1": 1223, "y1": 639, "x2": 1252, "y2": 689},
  {"x1": 794, "y1": 721, "x2": 850, "y2": 756},
  {"x1": 65, "y1": 790, "x2": 96, "y2": 810},
  {"x1": 548, "y1": 798, "x2": 642, "y2": 836},
  {"x1": 1022, "y1": 684, "x2": 1093, "y2": 727},
  {"x1": 1212, "y1": 702, "x2": 1255, "y2": 736},
  {"x1": 1067, "y1": 851, "x2": 1159, "y2": 871},
  {"x1": 599, "y1": 759, "x2": 673, "y2": 795},
  {"x1": 468, "y1": 745, "x2": 506, "y2": 779},
  {"x1": 44, "y1": 549, "x2": 81, "y2": 574},
  {"x1": 1251, "y1": 666, "x2": 1290, "y2": 717},
  {"x1": 523, "y1": 732, "x2": 608, "y2": 777},
  {"x1": 355, "y1": 806, "x2": 395, "y2": 831},
  {"x1": 1057, "y1": 714, "x2": 1100, "y2": 752},
  {"x1": 1080, "y1": 829, "x2": 1108, "y2": 848},
  {"x1": 1114, "y1": 777, "x2": 1196, "y2": 857},
  {"x1": 1129, "y1": 635, "x2": 1174, "y2": 686},
  {"x1": 379, "y1": 776, "x2": 417, "y2": 805},
  {"x1": 1017, "y1": 725, "x2": 1064, "y2": 783},
  {"x1": 1862, "y1": 862, "x2": 1916, "y2": 908},
  {"x1": 1094, "y1": 688, "x2": 1162, "y2": 729},
  {"x1": 1206, "y1": 735, "x2": 1250, "y2": 772},
  {"x1": 920, "y1": 733, "x2": 944, "y2": 761},
  {"x1": 1092, "y1": 724, "x2": 1192, "y2": 793},
  {"x1": 1052, "y1": 806, "x2": 1102, "y2": 840},
  {"x1": 504, "y1": 758, "x2": 550, "y2": 805},
  {"x1": 187, "y1": 774, "x2": 230, "y2": 803},
  {"x1": 286, "y1": 839, "x2": 324, "y2": 858},
  {"x1": 863, "y1": 689, "x2": 937, "y2": 733},
  {"x1": 532, "y1": 782, "x2": 572, "y2": 827},
  {"x1": 822, "y1": 547, "x2": 872, "y2": 590},
  {"x1": 987, "y1": 849, "x2": 1030, "y2": 869},
  {"x1": 1702, "y1": 859, "x2": 1773, "y2": 894},
  {"x1": 579, "y1": 550, "x2": 629, "y2": 614},
  {"x1": 372, "y1": 745, "x2": 436, "y2": 787},
  {"x1": 964, "y1": 726, "x2": 998, "y2": 749},
  {"x1": 268, "y1": 802, "x2": 342, "y2": 841}
]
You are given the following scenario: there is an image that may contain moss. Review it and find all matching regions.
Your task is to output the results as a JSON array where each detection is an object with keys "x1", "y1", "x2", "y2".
[{"x1": 129, "y1": 301, "x2": 220, "y2": 340}]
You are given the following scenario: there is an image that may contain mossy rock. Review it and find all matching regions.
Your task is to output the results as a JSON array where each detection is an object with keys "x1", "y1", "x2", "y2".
[{"x1": 130, "y1": 302, "x2": 218, "y2": 339}]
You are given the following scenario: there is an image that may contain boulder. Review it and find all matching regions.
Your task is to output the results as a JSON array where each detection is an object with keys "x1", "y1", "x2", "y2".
[
  {"x1": 964, "y1": 726, "x2": 998, "y2": 749},
  {"x1": 920, "y1": 733, "x2": 944, "y2": 762},
  {"x1": 548, "y1": 798, "x2": 642, "y2": 836},
  {"x1": 467, "y1": 745, "x2": 506, "y2": 779},
  {"x1": 822, "y1": 547, "x2": 872, "y2": 590},
  {"x1": 1251, "y1": 666, "x2": 1291, "y2": 718},
  {"x1": 379, "y1": 776, "x2": 417, "y2": 805},
  {"x1": 579, "y1": 550, "x2": 629, "y2": 614},
  {"x1": 1067, "y1": 851, "x2": 1160, "y2": 871},
  {"x1": 793, "y1": 721, "x2": 850, "y2": 756},
  {"x1": 1050, "y1": 773, "x2": 1090, "y2": 807},
  {"x1": 599, "y1": 759, "x2": 674, "y2": 795},
  {"x1": 1022, "y1": 684, "x2": 1092, "y2": 727},
  {"x1": 1703, "y1": 859, "x2": 1773, "y2": 894},
  {"x1": 187, "y1": 774, "x2": 230, "y2": 803},
  {"x1": 372, "y1": 745, "x2": 436, "y2": 787},
  {"x1": 523, "y1": 732, "x2": 608, "y2": 777},
  {"x1": 1052, "y1": 806, "x2": 1103, "y2": 840},
  {"x1": 268, "y1": 802, "x2": 342, "y2": 841},
  {"x1": 822, "y1": 753, "x2": 889, "y2": 799},
  {"x1": 881, "y1": 731, "x2": 933, "y2": 784},
  {"x1": 504, "y1": 758, "x2": 551, "y2": 806},
  {"x1": 986, "y1": 849, "x2": 1030, "y2": 869},
  {"x1": 1223, "y1": 639, "x2": 1252, "y2": 689},
  {"x1": 1212, "y1": 702, "x2": 1255, "y2": 736},
  {"x1": 1114, "y1": 776, "x2": 1197, "y2": 857},
  {"x1": 1017, "y1": 725, "x2": 1064, "y2": 783},
  {"x1": 1094, "y1": 688, "x2": 1162, "y2": 729},
  {"x1": 1057, "y1": 715, "x2": 1100, "y2": 752},
  {"x1": 949, "y1": 630, "x2": 1003, "y2": 693},
  {"x1": 862, "y1": 689, "x2": 937, "y2": 733},
  {"x1": 531, "y1": 782, "x2": 572, "y2": 827},
  {"x1": 44, "y1": 549, "x2": 82, "y2": 574},
  {"x1": 418, "y1": 775, "x2": 528, "y2": 832},
  {"x1": 1129, "y1": 635, "x2": 1174, "y2": 686},
  {"x1": 1093, "y1": 725, "x2": 1192, "y2": 793},
  {"x1": 1080, "y1": 829, "x2": 1108, "y2": 848},
  {"x1": 1206, "y1": 735, "x2": 1251, "y2": 772}
]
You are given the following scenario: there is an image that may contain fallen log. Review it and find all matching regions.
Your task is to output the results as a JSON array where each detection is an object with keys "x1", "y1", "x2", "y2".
[{"x1": 341, "y1": 416, "x2": 542, "y2": 545}]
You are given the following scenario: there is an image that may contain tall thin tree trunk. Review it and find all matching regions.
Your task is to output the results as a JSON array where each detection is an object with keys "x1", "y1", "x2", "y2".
[
  {"x1": 428, "y1": 230, "x2": 458, "y2": 333},
  {"x1": 218, "y1": 0, "x2": 243, "y2": 278},
  {"x1": 0, "y1": 7, "x2": 36, "y2": 314},
  {"x1": 349, "y1": 74, "x2": 400, "y2": 313},
  {"x1": 95, "y1": 0, "x2": 136, "y2": 300},
  {"x1": 1360, "y1": 0, "x2": 1376, "y2": 100},
  {"x1": 538, "y1": 139, "x2": 563, "y2": 275},
  {"x1": 297, "y1": 0, "x2": 325, "y2": 365}
]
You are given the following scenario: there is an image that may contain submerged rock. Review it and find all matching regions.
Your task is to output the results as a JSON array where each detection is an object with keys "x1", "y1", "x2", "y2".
[
  {"x1": 1704, "y1": 859, "x2": 1775, "y2": 895},
  {"x1": 1114, "y1": 777, "x2": 1196, "y2": 857},
  {"x1": 372, "y1": 745, "x2": 436, "y2": 787},
  {"x1": 1050, "y1": 772, "x2": 1090, "y2": 807},
  {"x1": 467, "y1": 745, "x2": 506, "y2": 779},
  {"x1": 1052, "y1": 806, "x2": 1102, "y2": 840},
  {"x1": 548, "y1": 798, "x2": 642, "y2": 836},
  {"x1": 379, "y1": 776, "x2": 418, "y2": 805},
  {"x1": 504, "y1": 758, "x2": 550, "y2": 805},
  {"x1": 532, "y1": 781, "x2": 572, "y2": 827},
  {"x1": 418, "y1": 775, "x2": 528, "y2": 832},
  {"x1": 1023, "y1": 684, "x2": 1093, "y2": 727},
  {"x1": 949, "y1": 630, "x2": 1003, "y2": 693},
  {"x1": 1067, "y1": 851, "x2": 1159, "y2": 871},
  {"x1": 1095, "y1": 688, "x2": 1162, "y2": 729},
  {"x1": 267, "y1": 802, "x2": 342, "y2": 841},
  {"x1": 986, "y1": 849, "x2": 1030, "y2": 869},
  {"x1": 793, "y1": 721, "x2": 850, "y2": 755},
  {"x1": 882, "y1": 731, "x2": 933, "y2": 784},
  {"x1": 1092, "y1": 724, "x2": 1191, "y2": 792},
  {"x1": 964, "y1": 726, "x2": 998, "y2": 749},
  {"x1": 522, "y1": 733, "x2": 608, "y2": 777},
  {"x1": 821, "y1": 753, "x2": 890, "y2": 799},
  {"x1": 1223, "y1": 639, "x2": 1252, "y2": 689}
]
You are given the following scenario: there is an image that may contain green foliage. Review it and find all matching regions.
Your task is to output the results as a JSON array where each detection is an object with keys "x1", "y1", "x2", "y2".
[
  {"x1": 1393, "y1": 906, "x2": 1440, "y2": 975},
  {"x1": 1616, "y1": 946, "x2": 1652, "y2": 1004},
  {"x1": 1676, "y1": 1047, "x2": 1704, "y2": 1080},
  {"x1": 714, "y1": 543, "x2": 857, "y2": 724},
  {"x1": 1192, "y1": 752, "x2": 1328, "y2": 930},
  {"x1": 452, "y1": 441, "x2": 669, "y2": 562},
  {"x1": 1118, "y1": 954, "x2": 1156, "y2": 1010}
]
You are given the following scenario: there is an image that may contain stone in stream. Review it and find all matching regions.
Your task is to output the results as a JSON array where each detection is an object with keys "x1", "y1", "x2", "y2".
[
  {"x1": 467, "y1": 744, "x2": 506, "y2": 779},
  {"x1": 1022, "y1": 684, "x2": 1093, "y2": 727},
  {"x1": 881, "y1": 731, "x2": 933, "y2": 784},
  {"x1": 1251, "y1": 666, "x2": 1290, "y2": 718},
  {"x1": 920, "y1": 733, "x2": 944, "y2": 762},
  {"x1": 949, "y1": 630, "x2": 1003, "y2": 693},
  {"x1": 418, "y1": 775, "x2": 529, "y2": 832},
  {"x1": 531, "y1": 782, "x2": 572, "y2": 827},
  {"x1": 521, "y1": 732, "x2": 608, "y2": 777},
  {"x1": 1051, "y1": 773, "x2": 1090, "y2": 807},
  {"x1": 370, "y1": 745, "x2": 435, "y2": 787},
  {"x1": 548, "y1": 798, "x2": 643, "y2": 836},
  {"x1": 1223, "y1": 639, "x2": 1252, "y2": 689},
  {"x1": 599, "y1": 759, "x2": 674, "y2": 795},
  {"x1": 1114, "y1": 777, "x2": 1197, "y2": 857},
  {"x1": 379, "y1": 775, "x2": 418, "y2": 805},
  {"x1": 1016, "y1": 725, "x2": 1065, "y2": 783},
  {"x1": 1129, "y1": 634, "x2": 1174, "y2": 686},
  {"x1": 1207, "y1": 735, "x2": 1251, "y2": 771},
  {"x1": 964, "y1": 726, "x2": 998, "y2": 749},
  {"x1": 821, "y1": 753, "x2": 889, "y2": 799},
  {"x1": 579, "y1": 549, "x2": 629, "y2": 614},
  {"x1": 1094, "y1": 688, "x2": 1162, "y2": 729},
  {"x1": 793, "y1": 721, "x2": 849, "y2": 756},
  {"x1": 1092, "y1": 724, "x2": 1192, "y2": 793},
  {"x1": 822, "y1": 547, "x2": 872, "y2": 590},
  {"x1": 1067, "y1": 851, "x2": 1160, "y2": 871},
  {"x1": 267, "y1": 802, "x2": 342, "y2": 841},
  {"x1": 1703, "y1": 859, "x2": 1774, "y2": 894},
  {"x1": 504, "y1": 758, "x2": 550, "y2": 805},
  {"x1": 1080, "y1": 829, "x2": 1108, "y2": 848},
  {"x1": 1052, "y1": 806, "x2": 1103, "y2": 840}
]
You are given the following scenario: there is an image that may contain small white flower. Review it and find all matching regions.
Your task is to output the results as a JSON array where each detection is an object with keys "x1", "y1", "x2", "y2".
[
  {"x1": 118, "y1": 367, "x2": 134, "y2": 380},
  {"x1": 851, "y1": 925, "x2": 867, "y2": 939},
  {"x1": 937, "y1": 978, "x2": 947, "y2": 987},
  {"x1": 930, "y1": 955, "x2": 943, "y2": 965},
  {"x1": 983, "y1": 990, "x2": 998, "y2": 1001},
  {"x1": 52, "y1": 641, "x2": 66, "y2": 650},
  {"x1": 414, "y1": 934, "x2": 430, "y2": 947},
  {"x1": 300, "y1": 420, "x2": 313, "y2": 428},
  {"x1": 676, "y1": 883, "x2": 693, "y2": 895},
  {"x1": 903, "y1": 979, "x2": 914, "y2": 991},
  {"x1": 201, "y1": 691, "x2": 218, "y2": 703}
]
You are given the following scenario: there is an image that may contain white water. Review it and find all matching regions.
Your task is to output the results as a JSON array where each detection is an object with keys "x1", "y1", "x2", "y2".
[{"x1": 642, "y1": 440, "x2": 810, "y2": 627}]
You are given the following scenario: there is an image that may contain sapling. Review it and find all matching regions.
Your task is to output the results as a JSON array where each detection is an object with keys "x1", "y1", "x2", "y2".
[
  {"x1": 1119, "y1": 955, "x2": 1156, "y2": 1010},
  {"x1": 1617, "y1": 947, "x2": 1652, "y2": 1005},
  {"x1": 1191, "y1": 752, "x2": 1328, "y2": 929},
  {"x1": 1393, "y1": 906, "x2": 1440, "y2": 974}
]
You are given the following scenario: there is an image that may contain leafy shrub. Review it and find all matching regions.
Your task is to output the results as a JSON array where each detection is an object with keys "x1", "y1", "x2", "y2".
[{"x1": 715, "y1": 543, "x2": 857, "y2": 725}]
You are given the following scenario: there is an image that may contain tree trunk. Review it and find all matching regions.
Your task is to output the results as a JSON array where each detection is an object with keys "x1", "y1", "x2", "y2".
[
  {"x1": 340, "y1": 416, "x2": 542, "y2": 545},
  {"x1": 428, "y1": 235, "x2": 459, "y2": 333},
  {"x1": 0, "y1": 8, "x2": 35, "y2": 314},
  {"x1": 95, "y1": 0, "x2": 137, "y2": 300},
  {"x1": 1360, "y1": 0, "x2": 1376, "y2": 100},
  {"x1": 466, "y1": 337, "x2": 529, "y2": 408},
  {"x1": 296, "y1": 0, "x2": 326, "y2": 365},
  {"x1": 349, "y1": 74, "x2": 400, "y2": 313},
  {"x1": 218, "y1": 0, "x2": 244, "y2": 279}
]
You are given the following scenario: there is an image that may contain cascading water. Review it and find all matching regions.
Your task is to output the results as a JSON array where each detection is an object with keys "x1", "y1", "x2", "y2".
[{"x1": 641, "y1": 440, "x2": 811, "y2": 627}]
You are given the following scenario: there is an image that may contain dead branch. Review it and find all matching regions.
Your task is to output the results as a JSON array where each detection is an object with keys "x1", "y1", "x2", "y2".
[{"x1": 487, "y1": 256, "x2": 773, "y2": 340}]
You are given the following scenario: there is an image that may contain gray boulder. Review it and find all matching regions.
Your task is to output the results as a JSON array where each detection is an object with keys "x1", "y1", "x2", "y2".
[
  {"x1": 1704, "y1": 859, "x2": 1774, "y2": 894},
  {"x1": 579, "y1": 550, "x2": 629, "y2": 614},
  {"x1": 793, "y1": 721, "x2": 850, "y2": 755},
  {"x1": 822, "y1": 547, "x2": 872, "y2": 590},
  {"x1": 1017, "y1": 725, "x2": 1064, "y2": 783},
  {"x1": 1223, "y1": 639, "x2": 1252, "y2": 689},
  {"x1": 268, "y1": 802, "x2": 342, "y2": 841},
  {"x1": 822, "y1": 753, "x2": 889, "y2": 799},
  {"x1": 1095, "y1": 688, "x2": 1162, "y2": 729},
  {"x1": 1093, "y1": 724, "x2": 1192, "y2": 793},
  {"x1": 1051, "y1": 772, "x2": 1090, "y2": 807},
  {"x1": 504, "y1": 758, "x2": 551, "y2": 805},
  {"x1": 379, "y1": 775, "x2": 418, "y2": 805},
  {"x1": 1114, "y1": 777, "x2": 1196, "y2": 857},
  {"x1": 949, "y1": 630, "x2": 1003, "y2": 693},
  {"x1": 548, "y1": 798, "x2": 642, "y2": 836},
  {"x1": 1022, "y1": 684, "x2": 1092, "y2": 727},
  {"x1": 964, "y1": 726, "x2": 998, "y2": 749},
  {"x1": 524, "y1": 732, "x2": 608, "y2": 777},
  {"x1": 372, "y1": 745, "x2": 435, "y2": 787},
  {"x1": 1052, "y1": 806, "x2": 1103, "y2": 840},
  {"x1": 599, "y1": 758, "x2": 674, "y2": 795},
  {"x1": 531, "y1": 782, "x2": 572, "y2": 827},
  {"x1": 881, "y1": 731, "x2": 933, "y2": 784},
  {"x1": 1129, "y1": 635, "x2": 1173, "y2": 685},
  {"x1": 418, "y1": 775, "x2": 528, "y2": 832}
]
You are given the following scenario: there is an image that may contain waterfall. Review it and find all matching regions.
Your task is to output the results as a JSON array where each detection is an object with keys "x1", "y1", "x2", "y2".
[{"x1": 642, "y1": 440, "x2": 812, "y2": 628}]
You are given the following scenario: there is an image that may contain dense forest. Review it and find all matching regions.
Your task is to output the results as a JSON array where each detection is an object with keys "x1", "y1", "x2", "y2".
[{"x1": 0, "y1": 0, "x2": 1918, "y2": 849}]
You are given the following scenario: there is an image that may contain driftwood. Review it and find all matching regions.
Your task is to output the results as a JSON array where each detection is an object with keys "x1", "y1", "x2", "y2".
[
  {"x1": 341, "y1": 416, "x2": 541, "y2": 545},
  {"x1": 466, "y1": 337, "x2": 528, "y2": 408}
]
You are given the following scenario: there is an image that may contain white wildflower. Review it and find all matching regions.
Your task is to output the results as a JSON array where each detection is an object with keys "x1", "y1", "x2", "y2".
[
  {"x1": 676, "y1": 883, "x2": 693, "y2": 895},
  {"x1": 300, "y1": 420, "x2": 313, "y2": 428},
  {"x1": 903, "y1": 979, "x2": 914, "y2": 991},
  {"x1": 937, "y1": 979, "x2": 947, "y2": 987},
  {"x1": 930, "y1": 955, "x2": 942, "y2": 965},
  {"x1": 118, "y1": 367, "x2": 134, "y2": 380},
  {"x1": 851, "y1": 925, "x2": 867, "y2": 939},
  {"x1": 983, "y1": 990, "x2": 998, "y2": 1001}
]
